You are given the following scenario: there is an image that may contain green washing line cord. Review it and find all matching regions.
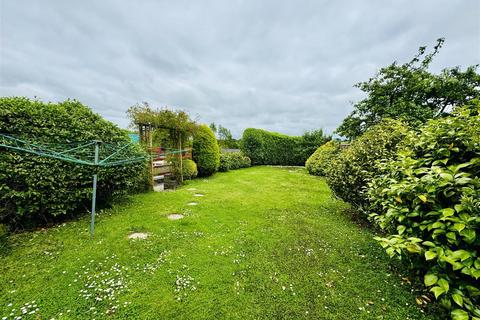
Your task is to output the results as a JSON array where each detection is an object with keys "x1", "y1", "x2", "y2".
[{"x1": 0, "y1": 133, "x2": 189, "y2": 166}]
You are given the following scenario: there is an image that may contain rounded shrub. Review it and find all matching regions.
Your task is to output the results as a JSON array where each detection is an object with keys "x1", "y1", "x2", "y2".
[
  {"x1": 181, "y1": 159, "x2": 198, "y2": 180},
  {"x1": 325, "y1": 119, "x2": 409, "y2": 209},
  {"x1": 0, "y1": 97, "x2": 149, "y2": 229},
  {"x1": 368, "y1": 103, "x2": 480, "y2": 319},
  {"x1": 192, "y1": 124, "x2": 220, "y2": 177},
  {"x1": 305, "y1": 140, "x2": 341, "y2": 176},
  {"x1": 219, "y1": 152, "x2": 251, "y2": 172},
  {"x1": 219, "y1": 153, "x2": 233, "y2": 172},
  {"x1": 170, "y1": 158, "x2": 198, "y2": 180}
]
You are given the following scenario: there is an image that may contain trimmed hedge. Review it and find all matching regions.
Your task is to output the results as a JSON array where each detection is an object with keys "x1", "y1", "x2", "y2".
[
  {"x1": 241, "y1": 128, "x2": 303, "y2": 166},
  {"x1": 192, "y1": 124, "x2": 220, "y2": 177},
  {"x1": 0, "y1": 97, "x2": 149, "y2": 229},
  {"x1": 368, "y1": 103, "x2": 480, "y2": 319},
  {"x1": 305, "y1": 141, "x2": 341, "y2": 176},
  {"x1": 219, "y1": 152, "x2": 251, "y2": 172},
  {"x1": 325, "y1": 119, "x2": 409, "y2": 210}
]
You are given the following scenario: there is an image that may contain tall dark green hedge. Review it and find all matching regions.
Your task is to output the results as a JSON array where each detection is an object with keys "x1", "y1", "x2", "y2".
[
  {"x1": 0, "y1": 97, "x2": 149, "y2": 229},
  {"x1": 240, "y1": 128, "x2": 303, "y2": 165},
  {"x1": 241, "y1": 128, "x2": 329, "y2": 166},
  {"x1": 192, "y1": 124, "x2": 220, "y2": 177}
]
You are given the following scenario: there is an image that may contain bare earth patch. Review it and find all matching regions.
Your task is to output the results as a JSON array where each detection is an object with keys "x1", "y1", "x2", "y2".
[
  {"x1": 128, "y1": 232, "x2": 149, "y2": 240},
  {"x1": 167, "y1": 214, "x2": 184, "y2": 220}
]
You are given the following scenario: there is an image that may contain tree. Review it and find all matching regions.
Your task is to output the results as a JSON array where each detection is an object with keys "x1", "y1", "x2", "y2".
[
  {"x1": 297, "y1": 128, "x2": 331, "y2": 161},
  {"x1": 209, "y1": 122, "x2": 217, "y2": 135},
  {"x1": 218, "y1": 125, "x2": 233, "y2": 141},
  {"x1": 336, "y1": 38, "x2": 480, "y2": 139}
]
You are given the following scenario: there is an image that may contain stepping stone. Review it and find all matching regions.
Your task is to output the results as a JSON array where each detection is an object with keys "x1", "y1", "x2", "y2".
[
  {"x1": 167, "y1": 214, "x2": 184, "y2": 220},
  {"x1": 187, "y1": 202, "x2": 198, "y2": 206},
  {"x1": 193, "y1": 194, "x2": 204, "y2": 197},
  {"x1": 187, "y1": 188, "x2": 197, "y2": 191},
  {"x1": 128, "y1": 232, "x2": 149, "y2": 240}
]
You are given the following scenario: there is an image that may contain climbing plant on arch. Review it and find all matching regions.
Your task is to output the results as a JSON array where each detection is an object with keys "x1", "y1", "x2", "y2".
[{"x1": 127, "y1": 102, "x2": 198, "y2": 183}]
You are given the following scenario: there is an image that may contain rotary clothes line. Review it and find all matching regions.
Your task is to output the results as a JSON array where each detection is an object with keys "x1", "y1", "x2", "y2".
[{"x1": 0, "y1": 133, "x2": 186, "y2": 238}]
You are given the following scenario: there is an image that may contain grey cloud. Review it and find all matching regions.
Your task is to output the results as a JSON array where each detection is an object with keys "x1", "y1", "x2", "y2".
[{"x1": 1, "y1": 0, "x2": 479, "y2": 137}]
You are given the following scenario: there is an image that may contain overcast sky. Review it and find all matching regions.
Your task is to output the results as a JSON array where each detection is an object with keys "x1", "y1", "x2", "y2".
[{"x1": 1, "y1": 1, "x2": 479, "y2": 137}]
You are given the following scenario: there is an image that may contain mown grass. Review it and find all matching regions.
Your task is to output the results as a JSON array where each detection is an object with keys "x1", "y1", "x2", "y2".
[{"x1": 1, "y1": 166, "x2": 437, "y2": 319}]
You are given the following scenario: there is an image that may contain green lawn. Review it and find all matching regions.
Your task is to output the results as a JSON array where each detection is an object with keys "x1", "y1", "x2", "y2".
[{"x1": 1, "y1": 166, "x2": 436, "y2": 319}]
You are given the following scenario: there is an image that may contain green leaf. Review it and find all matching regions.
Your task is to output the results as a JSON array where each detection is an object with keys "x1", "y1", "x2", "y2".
[
  {"x1": 441, "y1": 208, "x2": 455, "y2": 217},
  {"x1": 440, "y1": 173, "x2": 454, "y2": 181},
  {"x1": 451, "y1": 250, "x2": 471, "y2": 261},
  {"x1": 432, "y1": 221, "x2": 444, "y2": 229},
  {"x1": 455, "y1": 177, "x2": 472, "y2": 185},
  {"x1": 430, "y1": 286, "x2": 445, "y2": 299},
  {"x1": 422, "y1": 241, "x2": 436, "y2": 247},
  {"x1": 451, "y1": 309, "x2": 469, "y2": 320},
  {"x1": 454, "y1": 223, "x2": 466, "y2": 232},
  {"x1": 437, "y1": 278, "x2": 449, "y2": 293},
  {"x1": 447, "y1": 232, "x2": 457, "y2": 242},
  {"x1": 418, "y1": 195, "x2": 427, "y2": 203},
  {"x1": 424, "y1": 274, "x2": 438, "y2": 286},
  {"x1": 425, "y1": 250, "x2": 437, "y2": 261},
  {"x1": 461, "y1": 229, "x2": 476, "y2": 244},
  {"x1": 397, "y1": 225, "x2": 406, "y2": 235},
  {"x1": 452, "y1": 294, "x2": 464, "y2": 307}
]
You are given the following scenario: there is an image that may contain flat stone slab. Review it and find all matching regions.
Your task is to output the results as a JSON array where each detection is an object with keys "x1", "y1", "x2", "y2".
[
  {"x1": 187, "y1": 202, "x2": 198, "y2": 206},
  {"x1": 187, "y1": 188, "x2": 197, "y2": 191},
  {"x1": 193, "y1": 194, "x2": 204, "y2": 197},
  {"x1": 128, "y1": 232, "x2": 149, "y2": 240},
  {"x1": 167, "y1": 214, "x2": 184, "y2": 220}
]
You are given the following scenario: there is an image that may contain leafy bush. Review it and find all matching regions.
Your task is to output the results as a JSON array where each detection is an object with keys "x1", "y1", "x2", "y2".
[
  {"x1": 182, "y1": 159, "x2": 198, "y2": 180},
  {"x1": 325, "y1": 119, "x2": 409, "y2": 209},
  {"x1": 297, "y1": 129, "x2": 331, "y2": 163},
  {"x1": 368, "y1": 103, "x2": 480, "y2": 319},
  {"x1": 192, "y1": 124, "x2": 220, "y2": 177},
  {"x1": 170, "y1": 158, "x2": 198, "y2": 180},
  {"x1": 241, "y1": 128, "x2": 303, "y2": 165},
  {"x1": 0, "y1": 97, "x2": 149, "y2": 229},
  {"x1": 305, "y1": 141, "x2": 341, "y2": 176},
  {"x1": 219, "y1": 152, "x2": 251, "y2": 172}
]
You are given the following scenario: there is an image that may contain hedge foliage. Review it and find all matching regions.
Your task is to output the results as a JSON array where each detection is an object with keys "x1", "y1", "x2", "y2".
[
  {"x1": 325, "y1": 119, "x2": 409, "y2": 209},
  {"x1": 170, "y1": 158, "x2": 198, "y2": 180},
  {"x1": 181, "y1": 159, "x2": 198, "y2": 180},
  {"x1": 305, "y1": 141, "x2": 341, "y2": 176},
  {"x1": 241, "y1": 128, "x2": 303, "y2": 166},
  {"x1": 219, "y1": 152, "x2": 251, "y2": 172},
  {"x1": 241, "y1": 128, "x2": 329, "y2": 166},
  {"x1": 368, "y1": 103, "x2": 480, "y2": 319},
  {"x1": 0, "y1": 97, "x2": 149, "y2": 229},
  {"x1": 192, "y1": 124, "x2": 220, "y2": 177}
]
